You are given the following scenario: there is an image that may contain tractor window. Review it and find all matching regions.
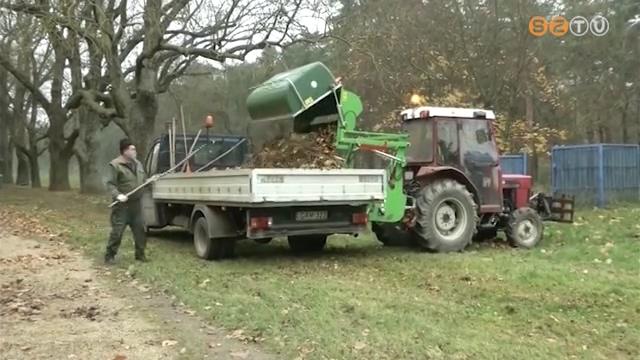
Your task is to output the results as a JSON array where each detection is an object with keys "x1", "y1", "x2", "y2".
[
  {"x1": 461, "y1": 120, "x2": 499, "y2": 165},
  {"x1": 402, "y1": 120, "x2": 433, "y2": 163},
  {"x1": 436, "y1": 120, "x2": 459, "y2": 166}
]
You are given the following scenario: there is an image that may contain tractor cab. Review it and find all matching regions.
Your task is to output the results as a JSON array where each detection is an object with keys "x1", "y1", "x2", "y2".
[{"x1": 400, "y1": 106, "x2": 503, "y2": 213}]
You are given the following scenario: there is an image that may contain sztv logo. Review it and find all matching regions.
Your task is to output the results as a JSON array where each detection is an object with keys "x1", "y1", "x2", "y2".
[{"x1": 529, "y1": 16, "x2": 609, "y2": 37}]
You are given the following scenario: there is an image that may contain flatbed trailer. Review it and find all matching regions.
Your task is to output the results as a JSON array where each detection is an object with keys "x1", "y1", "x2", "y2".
[{"x1": 141, "y1": 134, "x2": 387, "y2": 260}]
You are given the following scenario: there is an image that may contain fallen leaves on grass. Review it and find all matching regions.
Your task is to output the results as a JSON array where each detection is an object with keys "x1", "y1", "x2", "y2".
[
  {"x1": 61, "y1": 305, "x2": 100, "y2": 321},
  {"x1": 0, "y1": 253, "x2": 70, "y2": 271},
  {"x1": 230, "y1": 350, "x2": 250, "y2": 359},
  {"x1": 161, "y1": 340, "x2": 178, "y2": 347},
  {"x1": 0, "y1": 279, "x2": 45, "y2": 318},
  {"x1": 0, "y1": 208, "x2": 63, "y2": 240},
  {"x1": 226, "y1": 329, "x2": 265, "y2": 343},
  {"x1": 353, "y1": 341, "x2": 367, "y2": 351},
  {"x1": 600, "y1": 242, "x2": 615, "y2": 256},
  {"x1": 198, "y1": 278, "x2": 211, "y2": 288}
]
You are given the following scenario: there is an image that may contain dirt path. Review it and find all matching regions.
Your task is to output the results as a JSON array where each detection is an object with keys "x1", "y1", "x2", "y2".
[{"x1": 0, "y1": 227, "x2": 273, "y2": 360}]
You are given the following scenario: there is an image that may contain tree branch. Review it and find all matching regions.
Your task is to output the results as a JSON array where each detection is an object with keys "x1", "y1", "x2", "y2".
[
  {"x1": 0, "y1": 52, "x2": 51, "y2": 113},
  {"x1": 63, "y1": 129, "x2": 79, "y2": 155}
]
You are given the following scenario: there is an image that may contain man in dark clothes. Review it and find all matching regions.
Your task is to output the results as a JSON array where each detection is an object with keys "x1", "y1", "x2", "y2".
[{"x1": 105, "y1": 139, "x2": 149, "y2": 264}]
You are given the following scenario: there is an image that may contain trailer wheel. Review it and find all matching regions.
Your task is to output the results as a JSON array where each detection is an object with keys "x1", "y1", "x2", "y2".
[
  {"x1": 413, "y1": 179, "x2": 478, "y2": 252},
  {"x1": 372, "y1": 222, "x2": 414, "y2": 246},
  {"x1": 193, "y1": 217, "x2": 227, "y2": 260},
  {"x1": 505, "y1": 207, "x2": 543, "y2": 249},
  {"x1": 288, "y1": 235, "x2": 327, "y2": 254}
]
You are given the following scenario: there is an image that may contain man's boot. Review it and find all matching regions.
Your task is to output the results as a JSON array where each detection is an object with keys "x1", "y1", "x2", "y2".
[
  {"x1": 135, "y1": 253, "x2": 149, "y2": 262},
  {"x1": 104, "y1": 254, "x2": 116, "y2": 265}
]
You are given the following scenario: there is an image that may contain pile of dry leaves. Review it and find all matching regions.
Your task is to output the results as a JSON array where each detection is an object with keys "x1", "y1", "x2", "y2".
[
  {"x1": 249, "y1": 127, "x2": 343, "y2": 169},
  {"x1": 0, "y1": 208, "x2": 62, "y2": 241},
  {"x1": 0, "y1": 279, "x2": 44, "y2": 319}
]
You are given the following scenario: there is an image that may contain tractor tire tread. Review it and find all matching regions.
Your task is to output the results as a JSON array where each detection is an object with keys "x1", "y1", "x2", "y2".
[
  {"x1": 413, "y1": 179, "x2": 478, "y2": 252},
  {"x1": 505, "y1": 207, "x2": 544, "y2": 248}
]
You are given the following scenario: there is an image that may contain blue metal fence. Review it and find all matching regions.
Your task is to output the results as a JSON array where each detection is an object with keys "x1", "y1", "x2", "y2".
[
  {"x1": 551, "y1": 144, "x2": 640, "y2": 207},
  {"x1": 500, "y1": 154, "x2": 528, "y2": 175}
]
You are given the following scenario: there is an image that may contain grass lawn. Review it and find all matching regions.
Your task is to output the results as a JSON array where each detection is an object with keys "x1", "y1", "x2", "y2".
[{"x1": 1, "y1": 186, "x2": 638, "y2": 359}]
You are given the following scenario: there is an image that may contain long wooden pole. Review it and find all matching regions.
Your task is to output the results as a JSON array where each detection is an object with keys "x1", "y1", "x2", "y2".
[
  {"x1": 182, "y1": 129, "x2": 202, "y2": 172},
  {"x1": 180, "y1": 105, "x2": 188, "y2": 158}
]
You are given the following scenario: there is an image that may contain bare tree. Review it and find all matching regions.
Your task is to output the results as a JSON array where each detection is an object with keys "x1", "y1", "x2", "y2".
[
  {"x1": 0, "y1": 4, "x2": 79, "y2": 190},
  {"x1": 1, "y1": 0, "x2": 314, "y2": 193}
]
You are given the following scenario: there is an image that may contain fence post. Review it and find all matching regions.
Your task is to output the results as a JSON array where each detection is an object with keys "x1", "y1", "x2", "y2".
[
  {"x1": 597, "y1": 144, "x2": 605, "y2": 207},
  {"x1": 551, "y1": 147, "x2": 556, "y2": 194},
  {"x1": 637, "y1": 146, "x2": 640, "y2": 203}
]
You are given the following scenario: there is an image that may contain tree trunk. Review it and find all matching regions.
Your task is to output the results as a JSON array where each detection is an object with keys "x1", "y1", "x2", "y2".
[
  {"x1": 78, "y1": 159, "x2": 103, "y2": 193},
  {"x1": 127, "y1": 0, "x2": 162, "y2": 158},
  {"x1": 0, "y1": 68, "x2": 12, "y2": 184},
  {"x1": 27, "y1": 100, "x2": 42, "y2": 188},
  {"x1": 28, "y1": 147, "x2": 41, "y2": 188},
  {"x1": 15, "y1": 152, "x2": 30, "y2": 185},
  {"x1": 47, "y1": 111, "x2": 73, "y2": 191},
  {"x1": 0, "y1": 135, "x2": 12, "y2": 184},
  {"x1": 525, "y1": 94, "x2": 538, "y2": 179},
  {"x1": 621, "y1": 98, "x2": 630, "y2": 143},
  {"x1": 128, "y1": 100, "x2": 157, "y2": 158},
  {"x1": 48, "y1": 148, "x2": 71, "y2": 191},
  {"x1": 14, "y1": 109, "x2": 30, "y2": 186},
  {"x1": 77, "y1": 108, "x2": 104, "y2": 194}
]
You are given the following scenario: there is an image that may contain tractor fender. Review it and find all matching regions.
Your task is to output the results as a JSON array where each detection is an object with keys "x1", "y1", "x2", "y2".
[
  {"x1": 414, "y1": 166, "x2": 481, "y2": 207},
  {"x1": 190, "y1": 205, "x2": 239, "y2": 239}
]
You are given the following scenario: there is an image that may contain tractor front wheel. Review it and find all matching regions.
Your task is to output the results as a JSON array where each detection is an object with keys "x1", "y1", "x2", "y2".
[
  {"x1": 505, "y1": 207, "x2": 543, "y2": 248},
  {"x1": 413, "y1": 180, "x2": 478, "y2": 252}
]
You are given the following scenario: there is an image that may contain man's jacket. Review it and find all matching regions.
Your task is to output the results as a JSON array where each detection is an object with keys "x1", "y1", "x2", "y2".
[{"x1": 106, "y1": 156, "x2": 147, "y2": 201}]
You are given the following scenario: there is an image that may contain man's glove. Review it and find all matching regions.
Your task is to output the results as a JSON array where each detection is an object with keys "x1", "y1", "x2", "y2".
[{"x1": 116, "y1": 194, "x2": 128, "y2": 203}]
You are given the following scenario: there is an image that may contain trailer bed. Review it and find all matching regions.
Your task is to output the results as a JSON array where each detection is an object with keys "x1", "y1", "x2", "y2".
[{"x1": 152, "y1": 168, "x2": 386, "y2": 205}]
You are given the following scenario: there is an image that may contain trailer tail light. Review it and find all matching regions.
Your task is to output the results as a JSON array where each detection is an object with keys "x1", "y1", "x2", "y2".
[
  {"x1": 250, "y1": 217, "x2": 272, "y2": 231},
  {"x1": 352, "y1": 213, "x2": 368, "y2": 225}
]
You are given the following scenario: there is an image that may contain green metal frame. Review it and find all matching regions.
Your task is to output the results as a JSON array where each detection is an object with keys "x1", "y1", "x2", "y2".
[{"x1": 332, "y1": 88, "x2": 409, "y2": 223}]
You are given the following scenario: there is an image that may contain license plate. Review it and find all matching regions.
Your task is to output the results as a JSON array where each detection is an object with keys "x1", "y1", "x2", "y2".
[{"x1": 295, "y1": 211, "x2": 328, "y2": 221}]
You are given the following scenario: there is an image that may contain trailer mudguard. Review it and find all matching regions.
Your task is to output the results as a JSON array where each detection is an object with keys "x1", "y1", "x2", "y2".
[{"x1": 190, "y1": 205, "x2": 239, "y2": 239}]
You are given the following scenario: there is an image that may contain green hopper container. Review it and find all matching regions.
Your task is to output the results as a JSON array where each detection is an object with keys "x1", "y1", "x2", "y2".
[{"x1": 246, "y1": 62, "x2": 341, "y2": 133}]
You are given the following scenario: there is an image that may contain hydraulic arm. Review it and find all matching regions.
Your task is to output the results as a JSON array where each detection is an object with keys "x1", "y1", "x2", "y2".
[{"x1": 331, "y1": 88, "x2": 409, "y2": 223}]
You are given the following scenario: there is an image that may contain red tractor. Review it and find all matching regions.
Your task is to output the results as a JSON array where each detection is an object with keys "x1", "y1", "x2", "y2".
[{"x1": 372, "y1": 106, "x2": 573, "y2": 251}]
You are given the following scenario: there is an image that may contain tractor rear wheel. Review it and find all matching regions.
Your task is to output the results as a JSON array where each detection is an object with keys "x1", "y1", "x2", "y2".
[
  {"x1": 372, "y1": 222, "x2": 414, "y2": 246},
  {"x1": 505, "y1": 207, "x2": 543, "y2": 248},
  {"x1": 413, "y1": 179, "x2": 478, "y2": 252}
]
